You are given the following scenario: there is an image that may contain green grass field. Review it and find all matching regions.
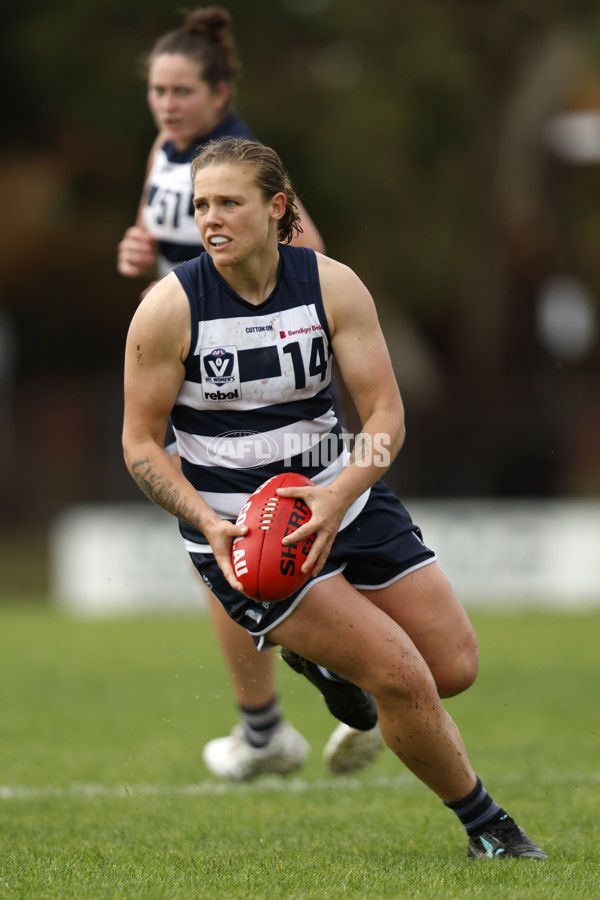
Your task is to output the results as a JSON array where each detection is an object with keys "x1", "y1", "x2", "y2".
[{"x1": 0, "y1": 603, "x2": 598, "y2": 899}]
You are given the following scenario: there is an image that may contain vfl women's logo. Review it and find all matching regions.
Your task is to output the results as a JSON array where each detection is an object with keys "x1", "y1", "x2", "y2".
[
  {"x1": 203, "y1": 348, "x2": 235, "y2": 385},
  {"x1": 200, "y1": 346, "x2": 241, "y2": 401}
]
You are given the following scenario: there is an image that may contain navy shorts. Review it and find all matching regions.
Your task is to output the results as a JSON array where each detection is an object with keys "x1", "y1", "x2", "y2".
[{"x1": 188, "y1": 480, "x2": 436, "y2": 650}]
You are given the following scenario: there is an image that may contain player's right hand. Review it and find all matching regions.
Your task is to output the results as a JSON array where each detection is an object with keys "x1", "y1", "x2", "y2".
[
  {"x1": 117, "y1": 226, "x2": 158, "y2": 278},
  {"x1": 202, "y1": 517, "x2": 249, "y2": 593}
]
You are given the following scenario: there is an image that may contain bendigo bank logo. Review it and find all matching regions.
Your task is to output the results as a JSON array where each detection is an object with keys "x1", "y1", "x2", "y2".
[{"x1": 201, "y1": 346, "x2": 240, "y2": 401}]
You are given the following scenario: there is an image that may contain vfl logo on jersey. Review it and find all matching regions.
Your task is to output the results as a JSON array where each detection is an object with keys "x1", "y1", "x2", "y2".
[
  {"x1": 200, "y1": 346, "x2": 242, "y2": 402},
  {"x1": 203, "y1": 348, "x2": 235, "y2": 384}
]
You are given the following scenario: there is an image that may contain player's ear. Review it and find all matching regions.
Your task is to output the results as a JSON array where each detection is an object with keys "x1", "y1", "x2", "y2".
[{"x1": 270, "y1": 192, "x2": 286, "y2": 222}]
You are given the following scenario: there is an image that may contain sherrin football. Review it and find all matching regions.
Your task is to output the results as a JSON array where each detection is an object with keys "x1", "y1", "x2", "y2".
[{"x1": 231, "y1": 472, "x2": 315, "y2": 602}]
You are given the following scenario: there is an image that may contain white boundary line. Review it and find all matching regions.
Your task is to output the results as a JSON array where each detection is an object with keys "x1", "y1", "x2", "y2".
[
  {"x1": 0, "y1": 774, "x2": 413, "y2": 801},
  {"x1": 1, "y1": 771, "x2": 599, "y2": 801}
]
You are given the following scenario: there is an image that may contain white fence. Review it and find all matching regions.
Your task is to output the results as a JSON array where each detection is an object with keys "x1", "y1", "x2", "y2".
[
  {"x1": 50, "y1": 500, "x2": 600, "y2": 615},
  {"x1": 51, "y1": 505, "x2": 205, "y2": 616}
]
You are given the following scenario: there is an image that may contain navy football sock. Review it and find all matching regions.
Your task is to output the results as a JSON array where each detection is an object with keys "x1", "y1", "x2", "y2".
[
  {"x1": 240, "y1": 697, "x2": 282, "y2": 748},
  {"x1": 444, "y1": 776, "x2": 510, "y2": 835}
]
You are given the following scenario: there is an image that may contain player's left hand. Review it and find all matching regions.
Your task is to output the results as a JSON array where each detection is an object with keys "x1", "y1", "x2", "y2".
[{"x1": 276, "y1": 483, "x2": 345, "y2": 578}]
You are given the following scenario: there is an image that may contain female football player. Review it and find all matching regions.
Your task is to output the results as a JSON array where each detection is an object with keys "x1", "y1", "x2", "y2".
[{"x1": 122, "y1": 137, "x2": 547, "y2": 858}]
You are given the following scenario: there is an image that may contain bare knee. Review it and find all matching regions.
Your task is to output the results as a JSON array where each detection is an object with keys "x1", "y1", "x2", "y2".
[
  {"x1": 433, "y1": 637, "x2": 480, "y2": 698},
  {"x1": 364, "y1": 655, "x2": 439, "y2": 709}
]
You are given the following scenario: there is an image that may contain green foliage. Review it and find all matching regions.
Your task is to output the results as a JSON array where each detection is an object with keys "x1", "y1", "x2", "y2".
[{"x1": 0, "y1": 605, "x2": 599, "y2": 898}]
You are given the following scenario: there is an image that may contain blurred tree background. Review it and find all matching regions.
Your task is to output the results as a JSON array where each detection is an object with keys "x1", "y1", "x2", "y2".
[{"x1": 2, "y1": 0, "x2": 600, "y2": 581}]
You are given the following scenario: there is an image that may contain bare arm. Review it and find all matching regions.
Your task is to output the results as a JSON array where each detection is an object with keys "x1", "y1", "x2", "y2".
[
  {"x1": 122, "y1": 275, "x2": 247, "y2": 588},
  {"x1": 279, "y1": 255, "x2": 405, "y2": 574},
  {"x1": 321, "y1": 255, "x2": 405, "y2": 495}
]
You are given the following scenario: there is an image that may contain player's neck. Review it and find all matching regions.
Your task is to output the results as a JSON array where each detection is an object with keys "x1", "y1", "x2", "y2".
[{"x1": 216, "y1": 245, "x2": 280, "y2": 306}]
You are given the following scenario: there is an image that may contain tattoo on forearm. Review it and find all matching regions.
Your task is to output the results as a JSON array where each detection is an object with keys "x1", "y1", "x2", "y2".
[
  {"x1": 130, "y1": 457, "x2": 201, "y2": 530},
  {"x1": 348, "y1": 433, "x2": 371, "y2": 466}
]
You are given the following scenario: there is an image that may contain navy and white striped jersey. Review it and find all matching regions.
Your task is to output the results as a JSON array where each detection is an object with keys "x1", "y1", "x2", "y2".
[
  {"x1": 142, "y1": 113, "x2": 257, "y2": 277},
  {"x1": 172, "y1": 244, "x2": 370, "y2": 550}
]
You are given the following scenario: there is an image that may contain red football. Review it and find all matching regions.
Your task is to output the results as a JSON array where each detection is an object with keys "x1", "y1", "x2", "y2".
[{"x1": 231, "y1": 472, "x2": 315, "y2": 602}]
